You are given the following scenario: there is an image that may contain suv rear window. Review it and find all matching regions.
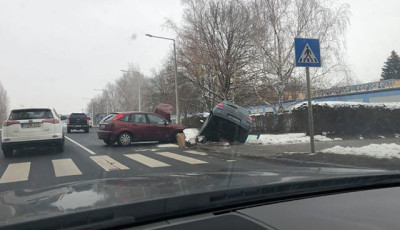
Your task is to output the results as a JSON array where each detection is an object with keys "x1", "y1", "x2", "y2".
[
  {"x1": 10, "y1": 109, "x2": 53, "y2": 120},
  {"x1": 70, "y1": 113, "x2": 87, "y2": 119}
]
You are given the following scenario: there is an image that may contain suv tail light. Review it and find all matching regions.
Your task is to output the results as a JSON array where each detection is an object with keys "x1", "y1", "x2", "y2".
[
  {"x1": 113, "y1": 113, "x2": 125, "y2": 121},
  {"x1": 216, "y1": 102, "x2": 224, "y2": 108},
  {"x1": 2, "y1": 120, "x2": 20, "y2": 127},
  {"x1": 246, "y1": 115, "x2": 253, "y2": 122},
  {"x1": 43, "y1": 118, "x2": 60, "y2": 124}
]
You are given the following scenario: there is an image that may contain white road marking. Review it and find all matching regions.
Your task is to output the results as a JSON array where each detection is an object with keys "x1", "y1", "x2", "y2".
[
  {"x1": 65, "y1": 136, "x2": 96, "y2": 155},
  {"x1": 226, "y1": 160, "x2": 236, "y2": 162},
  {"x1": 184, "y1": 150, "x2": 208, "y2": 156},
  {"x1": 156, "y1": 144, "x2": 178, "y2": 148},
  {"x1": 52, "y1": 159, "x2": 82, "y2": 177},
  {"x1": 90, "y1": 155, "x2": 129, "y2": 171},
  {"x1": 157, "y1": 152, "x2": 207, "y2": 164},
  {"x1": 0, "y1": 162, "x2": 30, "y2": 183},
  {"x1": 124, "y1": 154, "x2": 170, "y2": 168}
]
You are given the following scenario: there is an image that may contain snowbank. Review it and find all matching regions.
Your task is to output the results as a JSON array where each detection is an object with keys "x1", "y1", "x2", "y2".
[
  {"x1": 183, "y1": 128, "x2": 199, "y2": 142},
  {"x1": 247, "y1": 133, "x2": 334, "y2": 145},
  {"x1": 293, "y1": 101, "x2": 400, "y2": 110},
  {"x1": 321, "y1": 143, "x2": 400, "y2": 159}
]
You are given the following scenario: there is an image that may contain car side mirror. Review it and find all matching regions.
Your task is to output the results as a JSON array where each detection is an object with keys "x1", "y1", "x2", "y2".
[{"x1": 61, "y1": 116, "x2": 67, "y2": 121}]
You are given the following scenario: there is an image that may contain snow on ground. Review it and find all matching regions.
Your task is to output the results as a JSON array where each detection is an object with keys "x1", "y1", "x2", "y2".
[
  {"x1": 183, "y1": 128, "x2": 199, "y2": 142},
  {"x1": 293, "y1": 101, "x2": 400, "y2": 110},
  {"x1": 321, "y1": 143, "x2": 400, "y2": 159},
  {"x1": 247, "y1": 133, "x2": 334, "y2": 145}
]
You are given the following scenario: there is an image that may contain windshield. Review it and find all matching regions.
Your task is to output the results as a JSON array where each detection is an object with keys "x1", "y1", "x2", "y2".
[{"x1": 1, "y1": 0, "x2": 400, "y2": 228}]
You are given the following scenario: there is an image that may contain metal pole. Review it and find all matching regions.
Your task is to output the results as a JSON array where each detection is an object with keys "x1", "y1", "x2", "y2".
[
  {"x1": 306, "y1": 67, "x2": 315, "y2": 153},
  {"x1": 173, "y1": 40, "x2": 180, "y2": 124},
  {"x1": 138, "y1": 75, "x2": 142, "y2": 112},
  {"x1": 92, "y1": 101, "x2": 95, "y2": 127}
]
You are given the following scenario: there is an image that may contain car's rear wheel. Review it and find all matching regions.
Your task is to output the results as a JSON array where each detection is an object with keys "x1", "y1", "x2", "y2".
[
  {"x1": 84, "y1": 128, "x2": 89, "y2": 133},
  {"x1": 103, "y1": 139, "x2": 115, "y2": 146},
  {"x1": 2, "y1": 148, "x2": 13, "y2": 157},
  {"x1": 56, "y1": 140, "x2": 65, "y2": 153},
  {"x1": 117, "y1": 132, "x2": 132, "y2": 146},
  {"x1": 67, "y1": 128, "x2": 71, "y2": 133}
]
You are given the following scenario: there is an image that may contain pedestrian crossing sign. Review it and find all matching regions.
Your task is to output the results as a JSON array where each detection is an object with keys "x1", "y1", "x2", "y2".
[{"x1": 295, "y1": 38, "x2": 321, "y2": 67}]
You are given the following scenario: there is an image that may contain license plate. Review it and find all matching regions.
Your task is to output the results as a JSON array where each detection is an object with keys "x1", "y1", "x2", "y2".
[
  {"x1": 75, "y1": 125, "x2": 82, "y2": 127},
  {"x1": 227, "y1": 114, "x2": 240, "y2": 123},
  {"x1": 22, "y1": 123, "x2": 41, "y2": 128},
  {"x1": 100, "y1": 124, "x2": 106, "y2": 128}
]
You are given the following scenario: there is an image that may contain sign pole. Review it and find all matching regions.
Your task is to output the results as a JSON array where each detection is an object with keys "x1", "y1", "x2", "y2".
[{"x1": 305, "y1": 67, "x2": 315, "y2": 153}]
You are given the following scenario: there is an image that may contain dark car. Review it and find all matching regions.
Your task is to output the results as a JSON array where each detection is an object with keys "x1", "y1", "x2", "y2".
[
  {"x1": 67, "y1": 113, "x2": 90, "y2": 133},
  {"x1": 199, "y1": 100, "x2": 252, "y2": 143},
  {"x1": 97, "y1": 112, "x2": 185, "y2": 146}
]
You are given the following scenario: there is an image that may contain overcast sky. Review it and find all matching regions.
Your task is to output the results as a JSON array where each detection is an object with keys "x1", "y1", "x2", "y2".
[{"x1": 0, "y1": 0, "x2": 399, "y2": 114}]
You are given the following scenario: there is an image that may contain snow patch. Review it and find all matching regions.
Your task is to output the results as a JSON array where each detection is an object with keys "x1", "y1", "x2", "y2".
[
  {"x1": 378, "y1": 135, "x2": 386, "y2": 139},
  {"x1": 321, "y1": 143, "x2": 400, "y2": 159},
  {"x1": 183, "y1": 128, "x2": 199, "y2": 142},
  {"x1": 293, "y1": 101, "x2": 400, "y2": 110},
  {"x1": 333, "y1": 138, "x2": 343, "y2": 141},
  {"x1": 247, "y1": 133, "x2": 334, "y2": 145}
]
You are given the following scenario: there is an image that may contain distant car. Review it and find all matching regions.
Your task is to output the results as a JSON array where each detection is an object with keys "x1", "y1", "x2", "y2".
[
  {"x1": 67, "y1": 113, "x2": 90, "y2": 133},
  {"x1": 97, "y1": 112, "x2": 185, "y2": 146},
  {"x1": 1, "y1": 108, "x2": 65, "y2": 157},
  {"x1": 199, "y1": 100, "x2": 252, "y2": 143}
]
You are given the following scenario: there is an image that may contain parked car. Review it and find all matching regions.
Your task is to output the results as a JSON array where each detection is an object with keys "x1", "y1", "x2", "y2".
[
  {"x1": 199, "y1": 100, "x2": 252, "y2": 143},
  {"x1": 67, "y1": 113, "x2": 90, "y2": 133},
  {"x1": 97, "y1": 112, "x2": 185, "y2": 146},
  {"x1": 1, "y1": 108, "x2": 65, "y2": 157}
]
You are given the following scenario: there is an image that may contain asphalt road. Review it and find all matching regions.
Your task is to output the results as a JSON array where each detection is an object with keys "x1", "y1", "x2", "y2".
[{"x1": 0, "y1": 128, "x2": 314, "y2": 192}]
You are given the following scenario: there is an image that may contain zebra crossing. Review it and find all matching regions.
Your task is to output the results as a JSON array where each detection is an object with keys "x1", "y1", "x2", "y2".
[{"x1": 0, "y1": 150, "x2": 210, "y2": 184}]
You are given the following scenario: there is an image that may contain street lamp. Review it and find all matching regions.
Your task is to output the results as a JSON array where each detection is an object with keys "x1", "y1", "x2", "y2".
[
  {"x1": 121, "y1": 70, "x2": 142, "y2": 112},
  {"x1": 145, "y1": 33, "x2": 180, "y2": 124}
]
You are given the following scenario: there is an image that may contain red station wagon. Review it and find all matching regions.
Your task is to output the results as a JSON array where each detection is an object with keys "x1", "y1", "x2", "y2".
[{"x1": 97, "y1": 112, "x2": 185, "y2": 146}]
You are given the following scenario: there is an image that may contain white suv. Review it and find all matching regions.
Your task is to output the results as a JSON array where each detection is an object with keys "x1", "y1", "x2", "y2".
[{"x1": 1, "y1": 108, "x2": 65, "y2": 157}]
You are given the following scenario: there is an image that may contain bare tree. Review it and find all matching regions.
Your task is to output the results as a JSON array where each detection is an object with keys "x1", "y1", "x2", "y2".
[
  {"x1": 248, "y1": 0, "x2": 350, "y2": 112},
  {"x1": 0, "y1": 81, "x2": 9, "y2": 123},
  {"x1": 169, "y1": 0, "x2": 256, "y2": 107}
]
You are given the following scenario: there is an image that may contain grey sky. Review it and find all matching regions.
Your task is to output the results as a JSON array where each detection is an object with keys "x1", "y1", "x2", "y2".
[{"x1": 0, "y1": 0, "x2": 399, "y2": 114}]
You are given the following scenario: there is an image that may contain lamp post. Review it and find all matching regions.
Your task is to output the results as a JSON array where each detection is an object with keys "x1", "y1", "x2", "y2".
[{"x1": 145, "y1": 33, "x2": 180, "y2": 124}]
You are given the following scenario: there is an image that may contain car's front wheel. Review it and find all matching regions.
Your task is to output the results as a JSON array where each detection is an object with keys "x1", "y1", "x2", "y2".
[
  {"x1": 2, "y1": 148, "x2": 13, "y2": 157},
  {"x1": 117, "y1": 132, "x2": 132, "y2": 146}
]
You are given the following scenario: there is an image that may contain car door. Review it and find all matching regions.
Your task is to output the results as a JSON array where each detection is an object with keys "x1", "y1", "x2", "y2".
[
  {"x1": 128, "y1": 113, "x2": 152, "y2": 141},
  {"x1": 146, "y1": 114, "x2": 170, "y2": 141}
]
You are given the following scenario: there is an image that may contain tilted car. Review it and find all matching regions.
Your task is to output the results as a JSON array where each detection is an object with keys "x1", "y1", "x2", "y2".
[
  {"x1": 97, "y1": 112, "x2": 185, "y2": 146},
  {"x1": 199, "y1": 100, "x2": 253, "y2": 143},
  {"x1": 1, "y1": 108, "x2": 65, "y2": 157}
]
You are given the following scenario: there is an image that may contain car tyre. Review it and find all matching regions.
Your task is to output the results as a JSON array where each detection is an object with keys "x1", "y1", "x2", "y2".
[
  {"x1": 117, "y1": 132, "x2": 132, "y2": 146},
  {"x1": 237, "y1": 132, "x2": 249, "y2": 143},
  {"x1": 56, "y1": 140, "x2": 65, "y2": 153},
  {"x1": 2, "y1": 148, "x2": 13, "y2": 157},
  {"x1": 103, "y1": 139, "x2": 115, "y2": 146},
  {"x1": 84, "y1": 128, "x2": 89, "y2": 133},
  {"x1": 67, "y1": 128, "x2": 71, "y2": 133}
]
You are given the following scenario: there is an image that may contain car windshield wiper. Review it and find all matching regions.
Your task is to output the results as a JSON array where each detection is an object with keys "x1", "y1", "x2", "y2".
[{"x1": 5, "y1": 173, "x2": 400, "y2": 230}]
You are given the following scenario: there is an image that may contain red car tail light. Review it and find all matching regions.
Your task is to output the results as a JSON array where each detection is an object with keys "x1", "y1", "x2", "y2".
[
  {"x1": 67, "y1": 118, "x2": 70, "y2": 124},
  {"x1": 113, "y1": 113, "x2": 125, "y2": 121},
  {"x1": 216, "y1": 102, "x2": 224, "y2": 108},
  {"x1": 246, "y1": 115, "x2": 253, "y2": 122},
  {"x1": 2, "y1": 120, "x2": 20, "y2": 127},
  {"x1": 43, "y1": 118, "x2": 60, "y2": 124}
]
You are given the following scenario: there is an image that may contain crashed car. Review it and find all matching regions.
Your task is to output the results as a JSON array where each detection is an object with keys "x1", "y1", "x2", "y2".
[{"x1": 199, "y1": 100, "x2": 252, "y2": 143}]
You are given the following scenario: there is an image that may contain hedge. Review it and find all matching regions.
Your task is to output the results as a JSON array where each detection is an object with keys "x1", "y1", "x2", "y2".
[{"x1": 292, "y1": 102, "x2": 400, "y2": 135}]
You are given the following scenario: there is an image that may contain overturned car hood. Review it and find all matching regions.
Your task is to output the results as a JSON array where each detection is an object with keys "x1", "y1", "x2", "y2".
[{"x1": 0, "y1": 167, "x2": 395, "y2": 226}]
